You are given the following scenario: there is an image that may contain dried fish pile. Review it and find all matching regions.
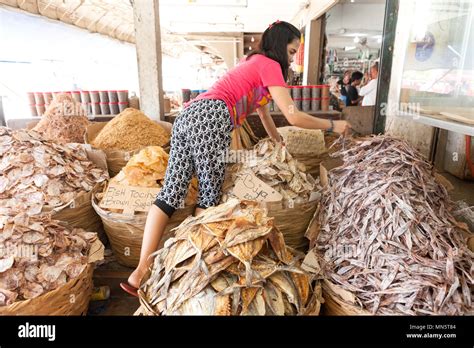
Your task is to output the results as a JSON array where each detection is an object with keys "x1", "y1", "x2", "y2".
[
  {"x1": 97, "y1": 146, "x2": 198, "y2": 210},
  {"x1": 310, "y1": 135, "x2": 473, "y2": 315},
  {"x1": 33, "y1": 93, "x2": 89, "y2": 144},
  {"x1": 0, "y1": 127, "x2": 108, "y2": 213},
  {"x1": 91, "y1": 108, "x2": 170, "y2": 151},
  {"x1": 224, "y1": 139, "x2": 317, "y2": 203},
  {"x1": 0, "y1": 213, "x2": 97, "y2": 306},
  {"x1": 112, "y1": 146, "x2": 169, "y2": 187},
  {"x1": 139, "y1": 199, "x2": 322, "y2": 315}
]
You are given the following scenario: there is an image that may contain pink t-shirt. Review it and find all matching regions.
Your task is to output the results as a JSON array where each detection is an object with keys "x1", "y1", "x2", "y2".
[{"x1": 193, "y1": 54, "x2": 287, "y2": 127}]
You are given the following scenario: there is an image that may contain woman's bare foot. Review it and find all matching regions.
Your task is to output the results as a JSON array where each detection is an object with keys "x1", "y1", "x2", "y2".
[{"x1": 128, "y1": 266, "x2": 146, "y2": 288}]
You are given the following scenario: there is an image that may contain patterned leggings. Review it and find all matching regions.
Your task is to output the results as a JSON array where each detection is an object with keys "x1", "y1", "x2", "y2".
[{"x1": 154, "y1": 99, "x2": 233, "y2": 217}]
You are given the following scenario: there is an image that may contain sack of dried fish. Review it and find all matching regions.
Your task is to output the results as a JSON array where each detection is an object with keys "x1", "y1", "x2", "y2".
[
  {"x1": 137, "y1": 199, "x2": 323, "y2": 315},
  {"x1": 0, "y1": 127, "x2": 109, "y2": 238},
  {"x1": 222, "y1": 139, "x2": 319, "y2": 249},
  {"x1": 307, "y1": 135, "x2": 474, "y2": 315},
  {"x1": 92, "y1": 146, "x2": 198, "y2": 267},
  {"x1": 32, "y1": 93, "x2": 89, "y2": 144},
  {"x1": 0, "y1": 213, "x2": 104, "y2": 315},
  {"x1": 86, "y1": 109, "x2": 171, "y2": 176}
]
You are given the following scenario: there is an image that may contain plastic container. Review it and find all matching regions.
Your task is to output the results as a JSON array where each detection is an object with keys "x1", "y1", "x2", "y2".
[
  {"x1": 109, "y1": 102, "x2": 119, "y2": 115},
  {"x1": 321, "y1": 85, "x2": 330, "y2": 111},
  {"x1": 91, "y1": 102, "x2": 101, "y2": 115},
  {"x1": 117, "y1": 90, "x2": 128, "y2": 102},
  {"x1": 108, "y1": 90, "x2": 118, "y2": 103},
  {"x1": 27, "y1": 92, "x2": 36, "y2": 105},
  {"x1": 291, "y1": 86, "x2": 302, "y2": 110},
  {"x1": 118, "y1": 102, "x2": 129, "y2": 112},
  {"x1": 90, "y1": 286, "x2": 110, "y2": 301},
  {"x1": 82, "y1": 103, "x2": 91, "y2": 115},
  {"x1": 36, "y1": 104, "x2": 46, "y2": 116},
  {"x1": 80, "y1": 91, "x2": 91, "y2": 103},
  {"x1": 90, "y1": 91, "x2": 100, "y2": 103},
  {"x1": 34, "y1": 92, "x2": 45, "y2": 105},
  {"x1": 311, "y1": 86, "x2": 321, "y2": 111},
  {"x1": 302, "y1": 87, "x2": 311, "y2": 112},
  {"x1": 43, "y1": 92, "x2": 53, "y2": 103},
  {"x1": 99, "y1": 91, "x2": 109, "y2": 103},
  {"x1": 100, "y1": 102, "x2": 110, "y2": 115}
]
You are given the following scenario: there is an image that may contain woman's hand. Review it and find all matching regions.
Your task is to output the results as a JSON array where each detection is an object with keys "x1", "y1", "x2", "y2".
[{"x1": 333, "y1": 120, "x2": 352, "y2": 135}]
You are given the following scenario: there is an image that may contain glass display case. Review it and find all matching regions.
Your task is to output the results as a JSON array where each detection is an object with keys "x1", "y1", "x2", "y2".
[{"x1": 397, "y1": 0, "x2": 474, "y2": 133}]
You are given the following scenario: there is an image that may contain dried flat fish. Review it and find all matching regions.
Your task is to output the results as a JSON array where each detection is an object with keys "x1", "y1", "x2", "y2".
[
  {"x1": 311, "y1": 135, "x2": 473, "y2": 315},
  {"x1": 139, "y1": 199, "x2": 321, "y2": 315},
  {"x1": 0, "y1": 213, "x2": 97, "y2": 306},
  {"x1": 223, "y1": 139, "x2": 318, "y2": 203},
  {"x1": 0, "y1": 127, "x2": 108, "y2": 214}
]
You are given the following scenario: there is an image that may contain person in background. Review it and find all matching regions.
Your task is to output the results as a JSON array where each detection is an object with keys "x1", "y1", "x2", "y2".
[
  {"x1": 120, "y1": 20, "x2": 352, "y2": 297},
  {"x1": 346, "y1": 71, "x2": 363, "y2": 106},
  {"x1": 359, "y1": 62, "x2": 379, "y2": 106},
  {"x1": 337, "y1": 70, "x2": 351, "y2": 105}
]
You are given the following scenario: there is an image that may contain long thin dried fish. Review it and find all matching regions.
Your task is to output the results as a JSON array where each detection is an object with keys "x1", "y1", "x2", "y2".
[{"x1": 311, "y1": 135, "x2": 473, "y2": 315}]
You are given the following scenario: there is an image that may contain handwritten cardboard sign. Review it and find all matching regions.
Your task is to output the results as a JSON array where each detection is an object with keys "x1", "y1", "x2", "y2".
[
  {"x1": 99, "y1": 183, "x2": 161, "y2": 215},
  {"x1": 231, "y1": 171, "x2": 282, "y2": 202}
]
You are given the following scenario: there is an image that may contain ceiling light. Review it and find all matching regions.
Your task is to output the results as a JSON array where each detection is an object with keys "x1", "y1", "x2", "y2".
[
  {"x1": 354, "y1": 36, "x2": 360, "y2": 43},
  {"x1": 248, "y1": 46, "x2": 252, "y2": 50},
  {"x1": 344, "y1": 46, "x2": 356, "y2": 51},
  {"x1": 251, "y1": 36, "x2": 255, "y2": 42},
  {"x1": 377, "y1": 37, "x2": 382, "y2": 43},
  {"x1": 351, "y1": 0, "x2": 355, "y2": 2}
]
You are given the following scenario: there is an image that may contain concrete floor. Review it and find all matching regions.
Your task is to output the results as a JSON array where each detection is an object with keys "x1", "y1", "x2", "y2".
[
  {"x1": 88, "y1": 261, "x2": 140, "y2": 316},
  {"x1": 439, "y1": 172, "x2": 474, "y2": 206}
]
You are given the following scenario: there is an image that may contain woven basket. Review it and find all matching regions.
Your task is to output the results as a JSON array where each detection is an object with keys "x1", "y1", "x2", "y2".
[
  {"x1": 265, "y1": 200, "x2": 317, "y2": 251},
  {"x1": 322, "y1": 280, "x2": 370, "y2": 316},
  {"x1": 0, "y1": 264, "x2": 94, "y2": 315},
  {"x1": 92, "y1": 194, "x2": 194, "y2": 267},
  {"x1": 46, "y1": 187, "x2": 105, "y2": 243}
]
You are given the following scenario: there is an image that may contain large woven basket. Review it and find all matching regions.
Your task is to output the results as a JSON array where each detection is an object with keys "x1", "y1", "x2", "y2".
[
  {"x1": 0, "y1": 264, "x2": 94, "y2": 316},
  {"x1": 46, "y1": 187, "x2": 105, "y2": 243},
  {"x1": 322, "y1": 280, "x2": 371, "y2": 315},
  {"x1": 92, "y1": 194, "x2": 194, "y2": 267},
  {"x1": 265, "y1": 200, "x2": 317, "y2": 251}
]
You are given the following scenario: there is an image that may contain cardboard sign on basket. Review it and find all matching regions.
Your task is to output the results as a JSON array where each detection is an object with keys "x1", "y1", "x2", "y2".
[
  {"x1": 99, "y1": 182, "x2": 161, "y2": 215},
  {"x1": 231, "y1": 171, "x2": 283, "y2": 202}
]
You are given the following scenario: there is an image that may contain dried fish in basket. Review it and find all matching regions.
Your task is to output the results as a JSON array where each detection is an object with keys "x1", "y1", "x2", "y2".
[
  {"x1": 0, "y1": 213, "x2": 103, "y2": 314},
  {"x1": 0, "y1": 127, "x2": 108, "y2": 234},
  {"x1": 222, "y1": 139, "x2": 320, "y2": 250},
  {"x1": 92, "y1": 146, "x2": 198, "y2": 267},
  {"x1": 137, "y1": 199, "x2": 323, "y2": 315},
  {"x1": 308, "y1": 135, "x2": 473, "y2": 315}
]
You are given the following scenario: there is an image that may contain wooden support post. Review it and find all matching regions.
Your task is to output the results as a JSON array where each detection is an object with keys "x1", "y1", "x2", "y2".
[
  {"x1": 303, "y1": 16, "x2": 325, "y2": 85},
  {"x1": 132, "y1": 0, "x2": 165, "y2": 120}
]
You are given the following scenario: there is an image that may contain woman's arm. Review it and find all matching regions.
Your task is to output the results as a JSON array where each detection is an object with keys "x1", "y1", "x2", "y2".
[
  {"x1": 268, "y1": 86, "x2": 351, "y2": 134},
  {"x1": 256, "y1": 104, "x2": 282, "y2": 142}
]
